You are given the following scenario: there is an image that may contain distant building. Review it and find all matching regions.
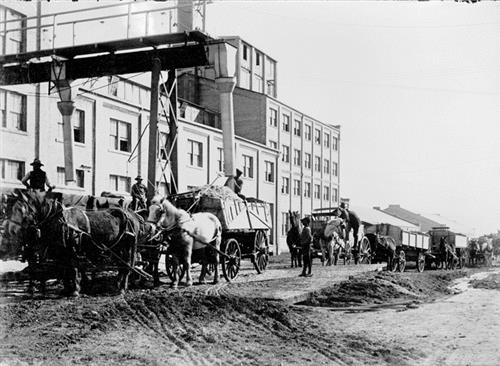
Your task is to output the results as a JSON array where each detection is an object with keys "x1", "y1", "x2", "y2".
[{"x1": 381, "y1": 204, "x2": 444, "y2": 232}]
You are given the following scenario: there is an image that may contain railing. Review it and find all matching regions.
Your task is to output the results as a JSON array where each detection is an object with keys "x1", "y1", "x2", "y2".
[{"x1": 0, "y1": 1, "x2": 207, "y2": 55}]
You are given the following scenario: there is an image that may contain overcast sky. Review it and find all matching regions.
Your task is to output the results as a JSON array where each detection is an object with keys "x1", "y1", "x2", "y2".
[
  {"x1": 203, "y1": 1, "x2": 500, "y2": 236},
  {"x1": 11, "y1": 0, "x2": 500, "y2": 235}
]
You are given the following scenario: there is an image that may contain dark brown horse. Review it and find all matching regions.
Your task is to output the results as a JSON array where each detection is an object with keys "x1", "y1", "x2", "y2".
[
  {"x1": 286, "y1": 211, "x2": 302, "y2": 268},
  {"x1": 3, "y1": 190, "x2": 90, "y2": 296}
]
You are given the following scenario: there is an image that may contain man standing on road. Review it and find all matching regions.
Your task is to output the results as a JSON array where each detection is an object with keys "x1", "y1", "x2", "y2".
[
  {"x1": 130, "y1": 175, "x2": 147, "y2": 210},
  {"x1": 21, "y1": 158, "x2": 55, "y2": 192},
  {"x1": 299, "y1": 216, "x2": 313, "y2": 277}
]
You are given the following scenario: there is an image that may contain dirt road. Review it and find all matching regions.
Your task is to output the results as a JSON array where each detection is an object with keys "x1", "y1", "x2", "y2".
[{"x1": 0, "y1": 257, "x2": 499, "y2": 365}]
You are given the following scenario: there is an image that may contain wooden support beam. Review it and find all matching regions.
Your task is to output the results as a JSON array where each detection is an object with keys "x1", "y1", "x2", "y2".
[{"x1": 147, "y1": 58, "x2": 161, "y2": 201}]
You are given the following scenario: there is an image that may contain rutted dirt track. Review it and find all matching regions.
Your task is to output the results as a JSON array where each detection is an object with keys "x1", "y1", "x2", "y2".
[{"x1": 1, "y1": 256, "x2": 499, "y2": 366}]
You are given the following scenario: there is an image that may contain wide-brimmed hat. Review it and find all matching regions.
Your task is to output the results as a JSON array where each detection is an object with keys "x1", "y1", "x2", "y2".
[
  {"x1": 135, "y1": 175, "x2": 143, "y2": 181},
  {"x1": 30, "y1": 158, "x2": 43, "y2": 166},
  {"x1": 301, "y1": 217, "x2": 311, "y2": 225},
  {"x1": 235, "y1": 168, "x2": 243, "y2": 175}
]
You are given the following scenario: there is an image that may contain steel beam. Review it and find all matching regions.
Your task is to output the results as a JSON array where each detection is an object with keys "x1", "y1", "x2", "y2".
[
  {"x1": 0, "y1": 44, "x2": 210, "y2": 86},
  {"x1": 147, "y1": 58, "x2": 161, "y2": 201}
]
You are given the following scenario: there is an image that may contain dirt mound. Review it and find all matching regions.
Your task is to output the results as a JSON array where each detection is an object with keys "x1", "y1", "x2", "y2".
[
  {"x1": 302, "y1": 270, "x2": 467, "y2": 308},
  {"x1": 470, "y1": 273, "x2": 500, "y2": 290},
  {"x1": 0, "y1": 289, "x2": 421, "y2": 365}
]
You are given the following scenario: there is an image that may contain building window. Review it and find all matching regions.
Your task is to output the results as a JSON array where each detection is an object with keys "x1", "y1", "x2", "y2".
[
  {"x1": 304, "y1": 153, "x2": 311, "y2": 169},
  {"x1": 281, "y1": 177, "x2": 289, "y2": 194},
  {"x1": 323, "y1": 186, "x2": 330, "y2": 201},
  {"x1": 324, "y1": 159, "x2": 330, "y2": 174},
  {"x1": 110, "y1": 174, "x2": 131, "y2": 193},
  {"x1": 187, "y1": 139, "x2": 203, "y2": 167},
  {"x1": 0, "y1": 90, "x2": 26, "y2": 131},
  {"x1": 332, "y1": 188, "x2": 338, "y2": 203},
  {"x1": 269, "y1": 140, "x2": 277, "y2": 149},
  {"x1": 264, "y1": 161, "x2": 274, "y2": 183},
  {"x1": 76, "y1": 169, "x2": 84, "y2": 188},
  {"x1": 253, "y1": 75, "x2": 263, "y2": 93},
  {"x1": 0, "y1": 159, "x2": 25, "y2": 181},
  {"x1": 293, "y1": 149, "x2": 301, "y2": 166},
  {"x1": 293, "y1": 119, "x2": 301, "y2": 137},
  {"x1": 56, "y1": 167, "x2": 65, "y2": 186},
  {"x1": 304, "y1": 124, "x2": 311, "y2": 141},
  {"x1": 1, "y1": 8, "x2": 25, "y2": 55},
  {"x1": 108, "y1": 76, "x2": 119, "y2": 96},
  {"x1": 281, "y1": 212, "x2": 290, "y2": 237},
  {"x1": 255, "y1": 52, "x2": 261, "y2": 66},
  {"x1": 282, "y1": 114, "x2": 290, "y2": 132},
  {"x1": 324, "y1": 133, "x2": 330, "y2": 148},
  {"x1": 243, "y1": 154, "x2": 254, "y2": 178},
  {"x1": 314, "y1": 184, "x2": 321, "y2": 199},
  {"x1": 217, "y1": 147, "x2": 224, "y2": 172},
  {"x1": 282, "y1": 145, "x2": 289, "y2": 163},
  {"x1": 332, "y1": 162, "x2": 338, "y2": 177},
  {"x1": 240, "y1": 68, "x2": 251, "y2": 89},
  {"x1": 314, "y1": 128, "x2": 321, "y2": 144},
  {"x1": 314, "y1": 156, "x2": 321, "y2": 172},
  {"x1": 303, "y1": 182, "x2": 311, "y2": 198},
  {"x1": 293, "y1": 179, "x2": 301, "y2": 196},
  {"x1": 74, "y1": 109, "x2": 85, "y2": 143},
  {"x1": 110, "y1": 118, "x2": 131, "y2": 152},
  {"x1": 56, "y1": 167, "x2": 84, "y2": 187},
  {"x1": 242, "y1": 44, "x2": 248, "y2": 61},
  {"x1": 332, "y1": 136, "x2": 338, "y2": 151},
  {"x1": 269, "y1": 108, "x2": 277, "y2": 127}
]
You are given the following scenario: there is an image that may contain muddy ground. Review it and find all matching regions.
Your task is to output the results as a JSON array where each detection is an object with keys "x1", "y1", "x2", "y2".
[{"x1": 0, "y1": 256, "x2": 498, "y2": 366}]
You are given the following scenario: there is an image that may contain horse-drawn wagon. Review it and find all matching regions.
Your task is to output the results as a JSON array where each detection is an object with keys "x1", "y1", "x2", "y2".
[
  {"x1": 310, "y1": 209, "x2": 370, "y2": 265},
  {"x1": 166, "y1": 186, "x2": 272, "y2": 282},
  {"x1": 467, "y1": 236, "x2": 493, "y2": 267},
  {"x1": 427, "y1": 227, "x2": 468, "y2": 269},
  {"x1": 364, "y1": 223, "x2": 429, "y2": 272}
]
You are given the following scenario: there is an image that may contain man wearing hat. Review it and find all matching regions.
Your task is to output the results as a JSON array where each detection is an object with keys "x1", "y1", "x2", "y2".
[
  {"x1": 224, "y1": 168, "x2": 244, "y2": 198},
  {"x1": 299, "y1": 216, "x2": 313, "y2": 277},
  {"x1": 130, "y1": 175, "x2": 147, "y2": 210},
  {"x1": 21, "y1": 158, "x2": 55, "y2": 192}
]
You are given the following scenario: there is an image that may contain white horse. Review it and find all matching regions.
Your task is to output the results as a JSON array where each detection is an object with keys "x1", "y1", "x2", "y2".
[
  {"x1": 319, "y1": 218, "x2": 345, "y2": 266},
  {"x1": 147, "y1": 198, "x2": 222, "y2": 288}
]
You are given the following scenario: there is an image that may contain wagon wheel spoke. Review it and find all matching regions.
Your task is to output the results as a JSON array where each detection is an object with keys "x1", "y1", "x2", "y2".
[
  {"x1": 253, "y1": 230, "x2": 269, "y2": 274},
  {"x1": 222, "y1": 238, "x2": 241, "y2": 282}
]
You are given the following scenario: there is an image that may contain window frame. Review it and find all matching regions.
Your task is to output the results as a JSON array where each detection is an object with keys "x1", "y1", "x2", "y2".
[
  {"x1": 282, "y1": 113, "x2": 290, "y2": 132},
  {"x1": 187, "y1": 139, "x2": 203, "y2": 168},
  {"x1": 293, "y1": 149, "x2": 301, "y2": 166},
  {"x1": 269, "y1": 108, "x2": 278, "y2": 127},
  {"x1": 303, "y1": 181, "x2": 311, "y2": 198},
  {"x1": 242, "y1": 154, "x2": 254, "y2": 178},
  {"x1": 293, "y1": 119, "x2": 301, "y2": 137},
  {"x1": 281, "y1": 176, "x2": 289, "y2": 194},
  {"x1": 264, "y1": 160, "x2": 275, "y2": 183},
  {"x1": 109, "y1": 118, "x2": 132, "y2": 153},
  {"x1": 282, "y1": 145, "x2": 290, "y2": 163}
]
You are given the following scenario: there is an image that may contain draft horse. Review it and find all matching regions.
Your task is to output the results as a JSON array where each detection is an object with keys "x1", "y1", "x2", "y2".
[
  {"x1": 286, "y1": 211, "x2": 302, "y2": 268},
  {"x1": 148, "y1": 198, "x2": 222, "y2": 288}
]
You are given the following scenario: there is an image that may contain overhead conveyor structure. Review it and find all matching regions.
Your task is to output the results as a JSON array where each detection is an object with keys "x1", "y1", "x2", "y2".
[{"x1": 0, "y1": 0, "x2": 238, "y2": 198}]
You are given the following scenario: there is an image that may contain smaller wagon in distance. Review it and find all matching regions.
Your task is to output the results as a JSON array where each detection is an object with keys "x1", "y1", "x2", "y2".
[
  {"x1": 364, "y1": 223, "x2": 430, "y2": 272},
  {"x1": 428, "y1": 227, "x2": 468, "y2": 269}
]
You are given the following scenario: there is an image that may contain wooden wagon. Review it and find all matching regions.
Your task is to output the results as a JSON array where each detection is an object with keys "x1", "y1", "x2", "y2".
[
  {"x1": 427, "y1": 227, "x2": 468, "y2": 269},
  {"x1": 364, "y1": 223, "x2": 430, "y2": 272},
  {"x1": 311, "y1": 210, "x2": 370, "y2": 265},
  {"x1": 167, "y1": 189, "x2": 272, "y2": 281}
]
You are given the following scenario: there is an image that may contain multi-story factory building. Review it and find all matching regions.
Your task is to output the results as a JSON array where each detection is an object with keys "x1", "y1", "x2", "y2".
[{"x1": 0, "y1": 3, "x2": 340, "y2": 253}]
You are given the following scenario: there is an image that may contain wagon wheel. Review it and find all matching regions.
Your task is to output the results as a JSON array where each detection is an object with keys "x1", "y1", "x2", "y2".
[
  {"x1": 417, "y1": 252, "x2": 425, "y2": 273},
  {"x1": 358, "y1": 237, "x2": 372, "y2": 265},
  {"x1": 253, "y1": 230, "x2": 269, "y2": 274},
  {"x1": 398, "y1": 250, "x2": 406, "y2": 272},
  {"x1": 165, "y1": 254, "x2": 185, "y2": 282},
  {"x1": 221, "y1": 238, "x2": 241, "y2": 282}
]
